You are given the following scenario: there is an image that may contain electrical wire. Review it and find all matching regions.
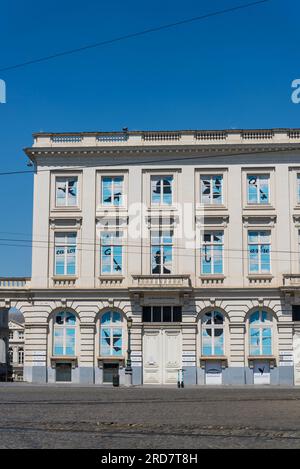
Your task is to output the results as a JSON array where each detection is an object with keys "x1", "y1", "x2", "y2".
[{"x1": 0, "y1": 1, "x2": 273, "y2": 73}]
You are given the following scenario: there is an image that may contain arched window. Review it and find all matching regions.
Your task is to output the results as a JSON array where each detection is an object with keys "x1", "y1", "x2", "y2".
[
  {"x1": 53, "y1": 311, "x2": 76, "y2": 356},
  {"x1": 249, "y1": 310, "x2": 273, "y2": 356},
  {"x1": 100, "y1": 311, "x2": 124, "y2": 357},
  {"x1": 201, "y1": 311, "x2": 224, "y2": 356}
]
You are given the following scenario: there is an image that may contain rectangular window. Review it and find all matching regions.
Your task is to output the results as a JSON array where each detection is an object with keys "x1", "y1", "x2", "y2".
[
  {"x1": 18, "y1": 331, "x2": 24, "y2": 340},
  {"x1": 142, "y1": 306, "x2": 182, "y2": 322},
  {"x1": 297, "y1": 175, "x2": 300, "y2": 203},
  {"x1": 54, "y1": 233, "x2": 77, "y2": 276},
  {"x1": 55, "y1": 177, "x2": 78, "y2": 207},
  {"x1": 101, "y1": 176, "x2": 124, "y2": 206},
  {"x1": 200, "y1": 175, "x2": 223, "y2": 205},
  {"x1": 151, "y1": 175, "x2": 173, "y2": 205},
  {"x1": 248, "y1": 231, "x2": 271, "y2": 274},
  {"x1": 9, "y1": 331, "x2": 13, "y2": 340},
  {"x1": 247, "y1": 174, "x2": 270, "y2": 204},
  {"x1": 151, "y1": 230, "x2": 173, "y2": 274},
  {"x1": 201, "y1": 231, "x2": 224, "y2": 275},
  {"x1": 18, "y1": 348, "x2": 24, "y2": 365},
  {"x1": 100, "y1": 231, "x2": 123, "y2": 274}
]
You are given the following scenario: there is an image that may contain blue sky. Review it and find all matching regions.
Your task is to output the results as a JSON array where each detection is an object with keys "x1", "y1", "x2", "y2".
[{"x1": 0, "y1": 0, "x2": 299, "y2": 276}]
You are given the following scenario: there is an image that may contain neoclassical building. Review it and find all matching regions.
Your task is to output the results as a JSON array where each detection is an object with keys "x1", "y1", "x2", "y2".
[{"x1": 1, "y1": 128, "x2": 300, "y2": 385}]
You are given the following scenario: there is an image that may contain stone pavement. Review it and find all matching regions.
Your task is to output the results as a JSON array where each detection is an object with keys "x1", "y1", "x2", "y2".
[{"x1": 0, "y1": 384, "x2": 300, "y2": 449}]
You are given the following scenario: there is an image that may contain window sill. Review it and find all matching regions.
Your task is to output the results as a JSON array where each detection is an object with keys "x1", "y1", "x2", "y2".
[
  {"x1": 52, "y1": 275, "x2": 78, "y2": 279},
  {"x1": 147, "y1": 206, "x2": 178, "y2": 211},
  {"x1": 247, "y1": 274, "x2": 273, "y2": 279},
  {"x1": 199, "y1": 356, "x2": 228, "y2": 368},
  {"x1": 97, "y1": 356, "x2": 125, "y2": 366},
  {"x1": 248, "y1": 356, "x2": 277, "y2": 368},
  {"x1": 50, "y1": 356, "x2": 78, "y2": 368},
  {"x1": 51, "y1": 207, "x2": 81, "y2": 212},
  {"x1": 199, "y1": 275, "x2": 225, "y2": 280},
  {"x1": 97, "y1": 206, "x2": 127, "y2": 212},
  {"x1": 196, "y1": 205, "x2": 228, "y2": 211},
  {"x1": 243, "y1": 205, "x2": 275, "y2": 211}
]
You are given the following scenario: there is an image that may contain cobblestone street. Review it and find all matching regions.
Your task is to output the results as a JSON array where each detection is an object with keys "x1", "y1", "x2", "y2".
[{"x1": 0, "y1": 384, "x2": 300, "y2": 449}]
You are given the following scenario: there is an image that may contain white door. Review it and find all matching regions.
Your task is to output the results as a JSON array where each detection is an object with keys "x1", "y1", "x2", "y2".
[
  {"x1": 143, "y1": 329, "x2": 182, "y2": 384},
  {"x1": 205, "y1": 361, "x2": 222, "y2": 385},
  {"x1": 253, "y1": 361, "x2": 270, "y2": 384},
  {"x1": 143, "y1": 330, "x2": 162, "y2": 384},
  {"x1": 163, "y1": 330, "x2": 182, "y2": 384}
]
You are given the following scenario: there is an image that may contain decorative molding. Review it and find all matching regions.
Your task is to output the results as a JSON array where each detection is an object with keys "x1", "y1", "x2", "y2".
[{"x1": 242, "y1": 214, "x2": 277, "y2": 228}]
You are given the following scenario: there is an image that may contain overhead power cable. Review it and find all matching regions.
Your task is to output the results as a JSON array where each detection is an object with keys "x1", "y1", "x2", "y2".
[{"x1": 0, "y1": 1, "x2": 273, "y2": 73}]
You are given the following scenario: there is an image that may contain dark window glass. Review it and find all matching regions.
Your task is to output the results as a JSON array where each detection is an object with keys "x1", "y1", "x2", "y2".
[
  {"x1": 163, "y1": 306, "x2": 172, "y2": 322},
  {"x1": 292, "y1": 305, "x2": 300, "y2": 322},
  {"x1": 142, "y1": 307, "x2": 152, "y2": 322},
  {"x1": 173, "y1": 306, "x2": 182, "y2": 322},
  {"x1": 153, "y1": 306, "x2": 162, "y2": 322}
]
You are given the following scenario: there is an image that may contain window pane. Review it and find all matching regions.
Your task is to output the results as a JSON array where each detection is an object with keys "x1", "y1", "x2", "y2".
[
  {"x1": 153, "y1": 306, "x2": 161, "y2": 322},
  {"x1": 260, "y1": 244, "x2": 270, "y2": 272},
  {"x1": 102, "y1": 177, "x2": 112, "y2": 205},
  {"x1": 163, "y1": 245, "x2": 172, "y2": 274},
  {"x1": 152, "y1": 247, "x2": 161, "y2": 274},
  {"x1": 201, "y1": 245, "x2": 212, "y2": 274},
  {"x1": 259, "y1": 177, "x2": 269, "y2": 203},
  {"x1": 250, "y1": 312, "x2": 259, "y2": 324},
  {"x1": 248, "y1": 175, "x2": 258, "y2": 203},
  {"x1": 202, "y1": 329, "x2": 212, "y2": 356},
  {"x1": 200, "y1": 176, "x2": 211, "y2": 204},
  {"x1": 66, "y1": 328, "x2": 75, "y2": 355},
  {"x1": 214, "y1": 330, "x2": 224, "y2": 355},
  {"x1": 262, "y1": 328, "x2": 272, "y2": 354},
  {"x1": 101, "y1": 312, "x2": 111, "y2": 324},
  {"x1": 113, "y1": 177, "x2": 123, "y2": 206},
  {"x1": 151, "y1": 177, "x2": 161, "y2": 204},
  {"x1": 212, "y1": 176, "x2": 222, "y2": 204},
  {"x1": 163, "y1": 306, "x2": 172, "y2": 322},
  {"x1": 67, "y1": 178, "x2": 77, "y2": 206},
  {"x1": 142, "y1": 307, "x2": 151, "y2": 322},
  {"x1": 162, "y1": 176, "x2": 173, "y2": 205},
  {"x1": 56, "y1": 179, "x2": 67, "y2": 206},
  {"x1": 173, "y1": 306, "x2": 182, "y2": 322},
  {"x1": 112, "y1": 329, "x2": 122, "y2": 355},
  {"x1": 214, "y1": 244, "x2": 223, "y2": 274}
]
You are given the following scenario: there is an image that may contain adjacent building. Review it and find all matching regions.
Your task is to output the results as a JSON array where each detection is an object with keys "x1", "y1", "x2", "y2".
[
  {"x1": 0, "y1": 308, "x2": 8, "y2": 381},
  {"x1": 8, "y1": 320, "x2": 25, "y2": 381},
  {"x1": 1, "y1": 128, "x2": 300, "y2": 385}
]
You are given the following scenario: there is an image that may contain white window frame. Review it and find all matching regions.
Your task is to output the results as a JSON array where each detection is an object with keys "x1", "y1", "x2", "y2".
[
  {"x1": 242, "y1": 168, "x2": 275, "y2": 209},
  {"x1": 248, "y1": 230, "x2": 271, "y2": 275},
  {"x1": 248, "y1": 310, "x2": 273, "y2": 356},
  {"x1": 55, "y1": 176, "x2": 78, "y2": 208},
  {"x1": 150, "y1": 229, "x2": 173, "y2": 275},
  {"x1": 54, "y1": 232, "x2": 77, "y2": 277},
  {"x1": 98, "y1": 311, "x2": 125, "y2": 358},
  {"x1": 52, "y1": 311, "x2": 77, "y2": 357},
  {"x1": 51, "y1": 171, "x2": 82, "y2": 211},
  {"x1": 97, "y1": 172, "x2": 128, "y2": 210},
  {"x1": 150, "y1": 175, "x2": 174, "y2": 206},
  {"x1": 196, "y1": 169, "x2": 228, "y2": 210},
  {"x1": 200, "y1": 231, "x2": 224, "y2": 275},
  {"x1": 100, "y1": 230, "x2": 123, "y2": 275}
]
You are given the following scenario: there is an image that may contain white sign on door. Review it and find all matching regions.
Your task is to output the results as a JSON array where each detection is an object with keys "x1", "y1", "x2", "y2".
[
  {"x1": 253, "y1": 361, "x2": 270, "y2": 384},
  {"x1": 205, "y1": 362, "x2": 222, "y2": 385}
]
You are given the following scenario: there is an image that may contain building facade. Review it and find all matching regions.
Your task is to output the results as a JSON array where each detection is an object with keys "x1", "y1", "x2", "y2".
[
  {"x1": 1, "y1": 128, "x2": 300, "y2": 385},
  {"x1": 8, "y1": 320, "x2": 25, "y2": 381},
  {"x1": 0, "y1": 307, "x2": 9, "y2": 381}
]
